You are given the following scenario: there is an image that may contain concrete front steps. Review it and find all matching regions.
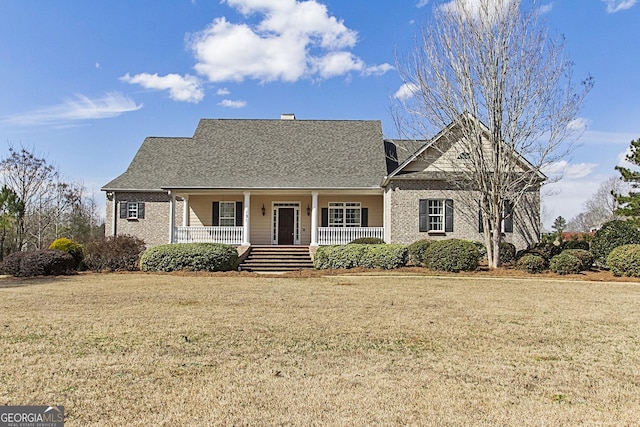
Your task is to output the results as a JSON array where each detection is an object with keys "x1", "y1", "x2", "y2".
[{"x1": 239, "y1": 246, "x2": 314, "y2": 272}]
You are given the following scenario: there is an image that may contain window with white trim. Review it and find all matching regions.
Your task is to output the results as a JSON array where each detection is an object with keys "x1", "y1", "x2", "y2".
[
  {"x1": 219, "y1": 201, "x2": 236, "y2": 227},
  {"x1": 127, "y1": 202, "x2": 139, "y2": 219},
  {"x1": 427, "y1": 200, "x2": 444, "y2": 231},
  {"x1": 329, "y1": 202, "x2": 361, "y2": 227},
  {"x1": 419, "y1": 199, "x2": 453, "y2": 233}
]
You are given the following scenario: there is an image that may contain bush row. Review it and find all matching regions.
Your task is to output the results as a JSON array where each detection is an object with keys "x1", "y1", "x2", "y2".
[
  {"x1": 314, "y1": 244, "x2": 408, "y2": 270},
  {"x1": 2, "y1": 250, "x2": 75, "y2": 277},
  {"x1": 140, "y1": 243, "x2": 238, "y2": 272}
]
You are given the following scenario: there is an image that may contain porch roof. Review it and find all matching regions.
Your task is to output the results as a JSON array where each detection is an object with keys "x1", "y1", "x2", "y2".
[{"x1": 103, "y1": 119, "x2": 388, "y2": 191}]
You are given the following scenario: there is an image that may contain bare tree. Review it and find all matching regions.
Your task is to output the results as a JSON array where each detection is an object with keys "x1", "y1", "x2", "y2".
[
  {"x1": 0, "y1": 146, "x2": 57, "y2": 250},
  {"x1": 393, "y1": 0, "x2": 592, "y2": 267},
  {"x1": 566, "y1": 176, "x2": 626, "y2": 231}
]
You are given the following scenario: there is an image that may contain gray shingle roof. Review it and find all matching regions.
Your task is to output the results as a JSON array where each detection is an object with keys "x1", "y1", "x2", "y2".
[{"x1": 102, "y1": 119, "x2": 387, "y2": 191}]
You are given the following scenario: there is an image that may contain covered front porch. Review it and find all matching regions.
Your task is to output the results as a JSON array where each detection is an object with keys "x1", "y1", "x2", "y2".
[{"x1": 167, "y1": 189, "x2": 385, "y2": 246}]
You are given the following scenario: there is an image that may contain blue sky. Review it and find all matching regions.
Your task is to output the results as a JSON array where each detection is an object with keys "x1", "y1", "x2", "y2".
[{"x1": 1, "y1": 0, "x2": 639, "y2": 227}]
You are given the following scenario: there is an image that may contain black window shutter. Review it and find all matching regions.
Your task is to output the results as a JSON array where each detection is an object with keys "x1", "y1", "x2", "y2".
[
  {"x1": 321, "y1": 208, "x2": 328, "y2": 227},
  {"x1": 503, "y1": 200, "x2": 513, "y2": 233},
  {"x1": 138, "y1": 202, "x2": 145, "y2": 219},
  {"x1": 119, "y1": 201, "x2": 128, "y2": 219},
  {"x1": 445, "y1": 199, "x2": 454, "y2": 232},
  {"x1": 361, "y1": 208, "x2": 368, "y2": 227},
  {"x1": 478, "y1": 209, "x2": 484, "y2": 233},
  {"x1": 419, "y1": 199, "x2": 428, "y2": 232},
  {"x1": 212, "y1": 202, "x2": 219, "y2": 226},
  {"x1": 235, "y1": 201, "x2": 243, "y2": 226}
]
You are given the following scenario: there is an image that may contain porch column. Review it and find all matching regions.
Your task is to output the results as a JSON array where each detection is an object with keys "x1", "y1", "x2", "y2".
[
  {"x1": 110, "y1": 192, "x2": 117, "y2": 236},
  {"x1": 182, "y1": 195, "x2": 189, "y2": 227},
  {"x1": 168, "y1": 190, "x2": 176, "y2": 243},
  {"x1": 310, "y1": 191, "x2": 318, "y2": 246},
  {"x1": 242, "y1": 191, "x2": 251, "y2": 246}
]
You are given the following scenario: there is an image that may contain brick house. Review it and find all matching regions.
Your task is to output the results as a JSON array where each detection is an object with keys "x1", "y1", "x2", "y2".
[{"x1": 102, "y1": 114, "x2": 542, "y2": 250}]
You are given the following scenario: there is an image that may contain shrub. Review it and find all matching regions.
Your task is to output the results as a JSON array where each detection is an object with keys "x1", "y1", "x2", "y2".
[
  {"x1": 358, "y1": 245, "x2": 408, "y2": 269},
  {"x1": 516, "y1": 254, "x2": 547, "y2": 274},
  {"x1": 407, "y1": 239, "x2": 432, "y2": 266},
  {"x1": 472, "y1": 241, "x2": 487, "y2": 260},
  {"x1": 591, "y1": 220, "x2": 640, "y2": 265},
  {"x1": 314, "y1": 244, "x2": 407, "y2": 270},
  {"x1": 607, "y1": 244, "x2": 640, "y2": 277},
  {"x1": 1, "y1": 251, "x2": 27, "y2": 276},
  {"x1": 563, "y1": 249, "x2": 594, "y2": 271},
  {"x1": 49, "y1": 237, "x2": 84, "y2": 269},
  {"x1": 526, "y1": 242, "x2": 562, "y2": 261},
  {"x1": 2, "y1": 250, "x2": 74, "y2": 277},
  {"x1": 549, "y1": 252, "x2": 582, "y2": 275},
  {"x1": 423, "y1": 239, "x2": 479, "y2": 272},
  {"x1": 499, "y1": 242, "x2": 516, "y2": 265},
  {"x1": 562, "y1": 239, "x2": 590, "y2": 251},
  {"x1": 83, "y1": 235, "x2": 146, "y2": 272},
  {"x1": 314, "y1": 245, "x2": 366, "y2": 269},
  {"x1": 140, "y1": 243, "x2": 238, "y2": 272},
  {"x1": 348, "y1": 237, "x2": 385, "y2": 244}
]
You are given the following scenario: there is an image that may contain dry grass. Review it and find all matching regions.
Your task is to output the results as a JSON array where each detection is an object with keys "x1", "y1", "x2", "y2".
[{"x1": 1, "y1": 272, "x2": 639, "y2": 426}]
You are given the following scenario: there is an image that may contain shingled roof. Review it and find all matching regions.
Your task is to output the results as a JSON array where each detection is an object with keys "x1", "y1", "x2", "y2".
[{"x1": 102, "y1": 118, "x2": 388, "y2": 191}]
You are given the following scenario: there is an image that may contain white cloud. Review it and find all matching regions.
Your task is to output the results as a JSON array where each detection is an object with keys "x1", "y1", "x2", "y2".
[
  {"x1": 439, "y1": 0, "x2": 513, "y2": 17},
  {"x1": 120, "y1": 73, "x2": 204, "y2": 103},
  {"x1": 216, "y1": 88, "x2": 231, "y2": 96},
  {"x1": 542, "y1": 160, "x2": 597, "y2": 180},
  {"x1": 218, "y1": 99, "x2": 247, "y2": 108},
  {"x1": 567, "y1": 117, "x2": 590, "y2": 132},
  {"x1": 602, "y1": 0, "x2": 637, "y2": 13},
  {"x1": 416, "y1": 0, "x2": 429, "y2": 7},
  {"x1": 394, "y1": 83, "x2": 419, "y2": 101},
  {"x1": 542, "y1": 161, "x2": 601, "y2": 227},
  {"x1": 3, "y1": 93, "x2": 142, "y2": 127},
  {"x1": 538, "y1": 3, "x2": 553, "y2": 14},
  {"x1": 189, "y1": 0, "x2": 391, "y2": 83}
]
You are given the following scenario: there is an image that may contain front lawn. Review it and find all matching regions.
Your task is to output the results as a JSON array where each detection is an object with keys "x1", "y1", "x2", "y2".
[{"x1": 1, "y1": 273, "x2": 639, "y2": 425}]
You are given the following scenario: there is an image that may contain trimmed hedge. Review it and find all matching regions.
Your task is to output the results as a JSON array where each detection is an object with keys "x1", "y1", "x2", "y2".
[
  {"x1": 314, "y1": 244, "x2": 407, "y2": 270},
  {"x1": 83, "y1": 235, "x2": 146, "y2": 272},
  {"x1": 607, "y1": 244, "x2": 640, "y2": 277},
  {"x1": 49, "y1": 237, "x2": 84, "y2": 269},
  {"x1": 549, "y1": 252, "x2": 582, "y2": 275},
  {"x1": 140, "y1": 243, "x2": 238, "y2": 272},
  {"x1": 591, "y1": 220, "x2": 640, "y2": 265},
  {"x1": 348, "y1": 237, "x2": 385, "y2": 244},
  {"x1": 2, "y1": 249, "x2": 75, "y2": 277},
  {"x1": 407, "y1": 239, "x2": 432, "y2": 266},
  {"x1": 516, "y1": 254, "x2": 547, "y2": 274},
  {"x1": 423, "y1": 239, "x2": 479, "y2": 272},
  {"x1": 563, "y1": 249, "x2": 594, "y2": 271}
]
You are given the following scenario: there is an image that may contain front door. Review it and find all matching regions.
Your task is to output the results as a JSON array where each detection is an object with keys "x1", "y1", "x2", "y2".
[{"x1": 278, "y1": 208, "x2": 295, "y2": 245}]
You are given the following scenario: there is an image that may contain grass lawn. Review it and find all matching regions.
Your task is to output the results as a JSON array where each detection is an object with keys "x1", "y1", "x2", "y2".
[{"x1": 1, "y1": 272, "x2": 639, "y2": 426}]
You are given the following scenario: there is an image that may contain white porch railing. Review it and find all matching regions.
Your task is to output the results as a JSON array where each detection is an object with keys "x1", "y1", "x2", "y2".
[
  {"x1": 317, "y1": 227, "x2": 385, "y2": 245},
  {"x1": 175, "y1": 226, "x2": 244, "y2": 245}
]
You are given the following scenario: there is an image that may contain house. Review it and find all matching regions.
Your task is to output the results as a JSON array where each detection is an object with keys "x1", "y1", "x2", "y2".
[{"x1": 102, "y1": 113, "x2": 541, "y2": 250}]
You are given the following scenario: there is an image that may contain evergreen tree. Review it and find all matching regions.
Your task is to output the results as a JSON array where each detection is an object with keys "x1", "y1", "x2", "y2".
[{"x1": 615, "y1": 138, "x2": 640, "y2": 223}]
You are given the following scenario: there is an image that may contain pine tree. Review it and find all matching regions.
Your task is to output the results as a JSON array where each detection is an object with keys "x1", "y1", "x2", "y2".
[{"x1": 615, "y1": 138, "x2": 640, "y2": 223}]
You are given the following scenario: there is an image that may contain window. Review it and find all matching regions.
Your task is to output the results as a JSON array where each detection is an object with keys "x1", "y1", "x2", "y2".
[
  {"x1": 119, "y1": 201, "x2": 145, "y2": 220},
  {"x1": 212, "y1": 201, "x2": 243, "y2": 227},
  {"x1": 219, "y1": 201, "x2": 236, "y2": 227},
  {"x1": 419, "y1": 199, "x2": 453, "y2": 232},
  {"x1": 329, "y1": 202, "x2": 361, "y2": 227},
  {"x1": 427, "y1": 200, "x2": 444, "y2": 231}
]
